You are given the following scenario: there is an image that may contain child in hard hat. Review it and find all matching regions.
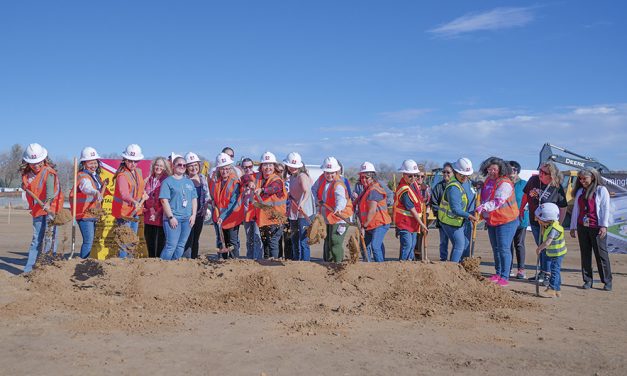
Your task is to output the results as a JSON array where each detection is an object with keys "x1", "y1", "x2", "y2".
[
  {"x1": 534, "y1": 203, "x2": 568, "y2": 298},
  {"x1": 20, "y1": 143, "x2": 64, "y2": 272}
]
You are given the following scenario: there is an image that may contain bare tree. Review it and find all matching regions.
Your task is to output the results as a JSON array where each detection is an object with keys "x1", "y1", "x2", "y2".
[
  {"x1": 54, "y1": 157, "x2": 74, "y2": 195},
  {"x1": 0, "y1": 144, "x2": 24, "y2": 187}
]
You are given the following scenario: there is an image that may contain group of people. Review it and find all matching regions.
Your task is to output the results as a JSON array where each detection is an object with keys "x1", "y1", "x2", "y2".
[{"x1": 20, "y1": 143, "x2": 614, "y2": 297}]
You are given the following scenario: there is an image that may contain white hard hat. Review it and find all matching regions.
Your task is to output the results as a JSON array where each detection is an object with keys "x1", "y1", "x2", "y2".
[
  {"x1": 535, "y1": 203, "x2": 559, "y2": 222},
  {"x1": 452, "y1": 157, "x2": 473, "y2": 176},
  {"x1": 185, "y1": 152, "x2": 200, "y2": 165},
  {"x1": 22, "y1": 143, "x2": 48, "y2": 164},
  {"x1": 80, "y1": 146, "x2": 101, "y2": 162},
  {"x1": 121, "y1": 144, "x2": 144, "y2": 161},
  {"x1": 283, "y1": 152, "x2": 303, "y2": 168},
  {"x1": 169, "y1": 152, "x2": 183, "y2": 161},
  {"x1": 321, "y1": 156, "x2": 341, "y2": 173},
  {"x1": 215, "y1": 152, "x2": 234, "y2": 168},
  {"x1": 260, "y1": 151, "x2": 277, "y2": 164},
  {"x1": 398, "y1": 159, "x2": 419, "y2": 174},
  {"x1": 359, "y1": 161, "x2": 376, "y2": 173}
]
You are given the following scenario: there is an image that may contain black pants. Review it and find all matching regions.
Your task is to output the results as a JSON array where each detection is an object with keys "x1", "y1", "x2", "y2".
[
  {"x1": 510, "y1": 227, "x2": 526, "y2": 270},
  {"x1": 221, "y1": 225, "x2": 240, "y2": 259},
  {"x1": 184, "y1": 216, "x2": 204, "y2": 259},
  {"x1": 414, "y1": 233, "x2": 425, "y2": 261},
  {"x1": 577, "y1": 225, "x2": 613, "y2": 286},
  {"x1": 278, "y1": 223, "x2": 293, "y2": 260},
  {"x1": 144, "y1": 224, "x2": 166, "y2": 258}
]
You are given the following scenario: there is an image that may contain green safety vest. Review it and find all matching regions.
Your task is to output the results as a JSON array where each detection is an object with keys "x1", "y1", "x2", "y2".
[
  {"x1": 543, "y1": 222, "x2": 567, "y2": 257},
  {"x1": 437, "y1": 178, "x2": 468, "y2": 227}
]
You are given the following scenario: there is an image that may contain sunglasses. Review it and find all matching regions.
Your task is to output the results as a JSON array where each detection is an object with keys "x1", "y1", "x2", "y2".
[
  {"x1": 243, "y1": 165, "x2": 254, "y2": 170},
  {"x1": 511, "y1": 167, "x2": 519, "y2": 172},
  {"x1": 442, "y1": 170, "x2": 452, "y2": 174},
  {"x1": 175, "y1": 163, "x2": 185, "y2": 167},
  {"x1": 539, "y1": 169, "x2": 549, "y2": 175}
]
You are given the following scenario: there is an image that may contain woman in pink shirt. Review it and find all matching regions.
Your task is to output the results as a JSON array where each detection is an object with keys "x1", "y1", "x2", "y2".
[{"x1": 143, "y1": 157, "x2": 170, "y2": 258}]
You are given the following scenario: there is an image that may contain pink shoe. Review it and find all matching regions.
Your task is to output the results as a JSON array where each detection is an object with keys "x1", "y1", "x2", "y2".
[
  {"x1": 489, "y1": 275, "x2": 500, "y2": 283},
  {"x1": 497, "y1": 278, "x2": 510, "y2": 287}
]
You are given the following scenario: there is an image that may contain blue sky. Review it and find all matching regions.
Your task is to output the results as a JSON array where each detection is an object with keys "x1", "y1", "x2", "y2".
[{"x1": 1, "y1": 1, "x2": 626, "y2": 170}]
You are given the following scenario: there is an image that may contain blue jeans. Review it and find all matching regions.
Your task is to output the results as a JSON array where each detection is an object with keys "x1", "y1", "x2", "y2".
[
  {"x1": 24, "y1": 215, "x2": 58, "y2": 273},
  {"x1": 530, "y1": 222, "x2": 550, "y2": 274},
  {"x1": 77, "y1": 219, "x2": 96, "y2": 259},
  {"x1": 366, "y1": 224, "x2": 389, "y2": 262},
  {"x1": 161, "y1": 216, "x2": 192, "y2": 260},
  {"x1": 487, "y1": 219, "x2": 519, "y2": 280},
  {"x1": 438, "y1": 226, "x2": 450, "y2": 261},
  {"x1": 260, "y1": 224, "x2": 283, "y2": 259},
  {"x1": 398, "y1": 229, "x2": 417, "y2": 261},
  {"x1": 290, "y1": 218, "x2": 312, "y2": 261},
  {"x1": 463, "y1": 221, "x2": 472, "y2": 259},
  {"x1": 440, "y1": 223, "x2": 468, "y2": 262},
  {"x1": 548, "y1": 254, "x2": 564, "y2": 291},
  {"x1": 213, "y1": 222, "x2": 223, "y2": 249},
  {"x1": 116, "y1": 218, "x2": 139, "y2": 258},
  {"x1": 244, "y1": 221, "x2": 263, "y2": 260}
]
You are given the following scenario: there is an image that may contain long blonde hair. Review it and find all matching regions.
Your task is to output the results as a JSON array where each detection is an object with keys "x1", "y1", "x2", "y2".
[
  {"x1": 539, "y1": 161, "x2": 562, "y2": 187},
  {"x1": 151, "y1": 157, "x2": 172, "y2": 177}
]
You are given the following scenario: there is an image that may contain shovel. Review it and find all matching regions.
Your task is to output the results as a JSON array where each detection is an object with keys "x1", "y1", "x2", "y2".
[
  {"x1": 215, "y1": 222, "x2": 235, "y2": 258},
  {"x1": 320, "y1": 201, "x2": 369, "y2": 262}
]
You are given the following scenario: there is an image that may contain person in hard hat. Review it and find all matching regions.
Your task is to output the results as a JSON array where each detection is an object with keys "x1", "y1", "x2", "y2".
[
  {"x1": 276, "y1": 163, "x2": 294, "y2": 260},
  {"x1": 354, "y1": 162, "x2": 391, "y2": 262},
  {"x1": 430, "y1": 162, "x2": 454, "y2": 261},
  {"x1": 570, "y1": 168, "x2": 613, "y2": 291},
  {"x1": 284, "y1": 152, "x2": 315, "y2": 261},
  {"x1": 20, "y1": 143, "x2": 64, "y2": 273},
  {"x1": 412, "y1": 164, "x2": 431, "y2": 261},
  {"x1": 250, "y1": 151, "x2": 287, "y2": 259},
  {"x1": 183, "y1": 152, "x2": 210, "y2": 259},
  {"x1": 312, "y1": 156, "x2": 354, "y2": 262},
  {"x1": 535, "y1": 203, "x2": 568, "y2": 298},
  {"x1": 520, "y1": 161, "x2": 567, "y2": 286},
  {"x1": 508, "y1": 160, "x2": 529, "y2": 279},
  {"x1": 112, "y1": 144, "x2": 149, "y2": 258},
  {"x1": 159, "y1": 156, "x2": 198, "y2": 260},
  {"x1": 394, "y1": 160, "x2": 429, "y2": 261},
  {"x1": 210, "y1": 152, "x2": 245, "y2": 259},
  {"x1": 70, "y1": 147, "x2": 105, "y2": 259},
  {"x1": 239, "y1": 157, "x2": 263, "y2": 259},
  {"x1": 476, "y1": 157, "x2": 520, "y2": 287},
  {"x1": 438, "y1": 157, "x2": 478, "y2": 263},
  {"x1": 143, "y1": 157, "x2": 171, "y2": 258}
]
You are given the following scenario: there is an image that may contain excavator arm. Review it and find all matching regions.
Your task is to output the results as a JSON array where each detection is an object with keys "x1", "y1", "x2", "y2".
[{"x1": 539, "y1": 143, "x2": 611, "y2": 173}]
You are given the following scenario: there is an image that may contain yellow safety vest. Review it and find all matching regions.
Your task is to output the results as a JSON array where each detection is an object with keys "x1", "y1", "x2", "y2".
[
  {"x1": 543, "y1": 221, "x2": 567, "y2": 257},
  {"x1": 437, "y1": 178, "x2": 468, "y2": 227}
]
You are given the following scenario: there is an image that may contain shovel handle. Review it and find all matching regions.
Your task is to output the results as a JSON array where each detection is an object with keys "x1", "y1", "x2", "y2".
[{"x1": 24, "y1": 189, "x2": 47, "y2": 209}]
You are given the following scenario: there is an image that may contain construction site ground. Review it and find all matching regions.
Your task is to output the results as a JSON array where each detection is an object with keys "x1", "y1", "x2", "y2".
[{"x1": 1, "y1": 208, "x2": 626, "y2": 376}]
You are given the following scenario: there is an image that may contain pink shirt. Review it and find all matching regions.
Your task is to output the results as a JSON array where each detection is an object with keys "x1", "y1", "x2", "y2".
[{"x1": 143, "y1": 174, "x2": 167, "y2": 226}]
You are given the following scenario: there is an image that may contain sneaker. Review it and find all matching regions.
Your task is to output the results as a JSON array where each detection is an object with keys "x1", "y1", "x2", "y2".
[
  {"x1": 489, "y1": 275, "x2": 500, "y2": 283},
  {"x1": 529, "y1": 272, "x2": 544, "y2": 283},
  {"x1": 555, "y1": 290, "x2": 561, "y2": 297},
  {"x1": 582, "y1": 282, "x2": 592, "y2": 289},
  {"x1": 516, "y1": 269, "x2": 526, "y2": 280},
  {"x1": 509, "y1": 270, "x2": 516, "y2": 277},
  {"x1": 541, "y1": 288, "x2": 556, "y2": 298},
  {"x1": 603, "y1": 284, "x2": 612, "y2": 291},
  {"x1": 497, "y1": 278, "x2": 510, "y2": 287}
]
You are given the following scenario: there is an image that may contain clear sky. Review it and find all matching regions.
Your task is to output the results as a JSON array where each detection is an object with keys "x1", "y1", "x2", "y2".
[{"x1": 1, "y1": 1, "x2": 626, "y2": 170}]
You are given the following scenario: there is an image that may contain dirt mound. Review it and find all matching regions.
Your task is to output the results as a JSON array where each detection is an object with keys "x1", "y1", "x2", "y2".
[{"x1": 0, "y1": 259, "x2": 537, "y2": 333}]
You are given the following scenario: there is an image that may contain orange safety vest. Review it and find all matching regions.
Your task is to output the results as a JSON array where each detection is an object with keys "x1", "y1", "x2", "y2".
[
  {"x1": 356, "y1": 182, "x2": 391, "y2": 231},
  {"x1": 112, "y1": 167, "x2": 145, "y2": 218},
  {"x1": 485, "y1": 177, "x2": 519, "y2": 226},
  {"x1": 394, "y1": 178, "x2": 421, "y2": 232},
  {"x1": 70, "y1": 170, "x2": 102, "y2": 220},
  {"x1": 255, "y1": 173, "x2": 287, "y2": 227},
  {"x1": 212, "y1": 173, "x2": 245, "y2": 229},
  {"x1": 315, "y1": 175, "x2": 354, "y2": 225},
  {"x1": 22, "y1": 166, "x2": 64, "y2": 218}
]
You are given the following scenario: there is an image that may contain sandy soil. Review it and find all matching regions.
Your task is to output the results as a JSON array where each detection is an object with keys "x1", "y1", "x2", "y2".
[{"x1": 1, "y1": 208, "x2": 626, "y2": 376}]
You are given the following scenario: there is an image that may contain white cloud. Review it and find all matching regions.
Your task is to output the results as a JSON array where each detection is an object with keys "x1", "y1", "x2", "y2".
[
  {"x1": 573, "y1": 106, "x2": 616, "y2": 115},
  {"x1": 459, "y1": 107, "x2": 522, "y2": 119},
  {"x1": 378, "y1": 108, "x2": 433, "y2": 122},
  {"x1": 428, "y1": 7, "x2": 535, "y2": 38}
]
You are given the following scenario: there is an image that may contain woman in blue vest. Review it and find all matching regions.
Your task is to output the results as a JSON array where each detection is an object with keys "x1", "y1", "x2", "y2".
[{"x1": 437, "y1": 157, "x2": 478, "y2": 262}]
